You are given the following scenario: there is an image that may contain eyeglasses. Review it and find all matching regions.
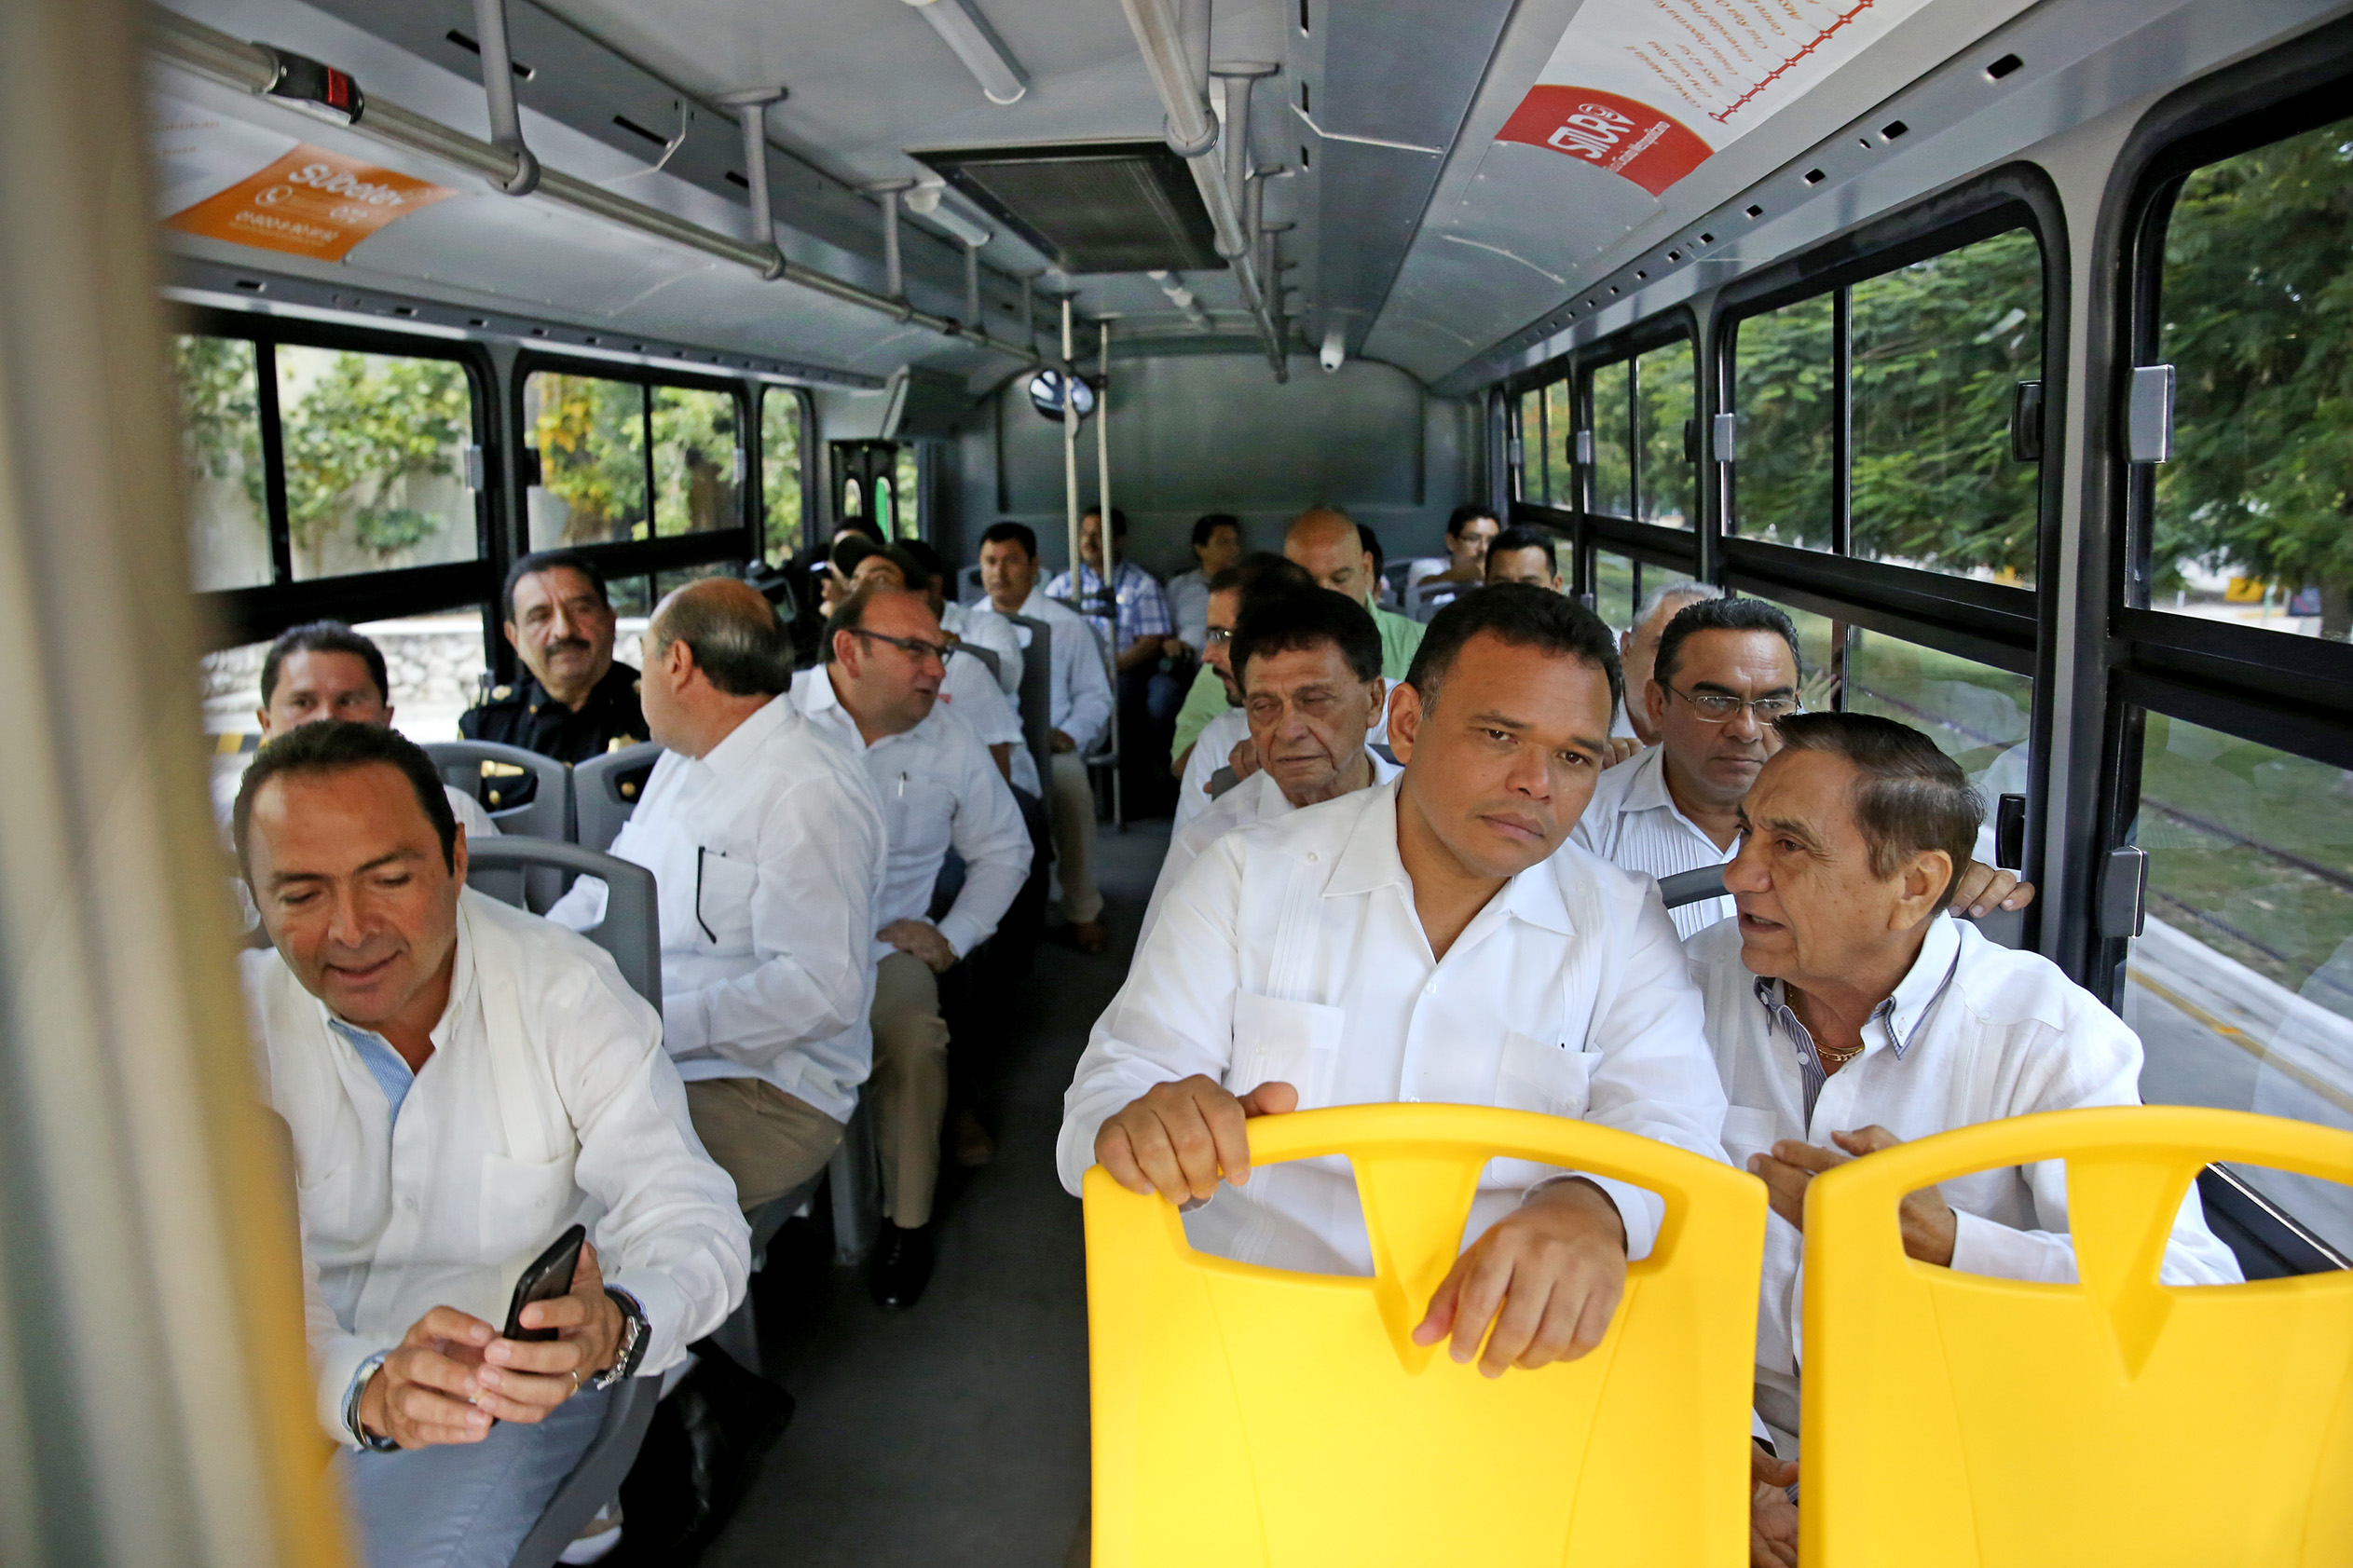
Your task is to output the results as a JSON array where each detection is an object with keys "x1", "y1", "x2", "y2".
[
  {"x1": 1205, "y1": 627, "x2": 1234, "y2": 646},
  {"x1": 1662, "y1": 681, "x2": 1802, "y2": 725},
  {"x1": 850, "y1": 628, "x2": 951, "y2": 666}
]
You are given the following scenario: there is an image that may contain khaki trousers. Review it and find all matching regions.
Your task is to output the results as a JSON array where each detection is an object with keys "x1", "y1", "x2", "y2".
[
  {"x1": 1047, "y1": 749, "x2": 1103, "y2": 923},
  {"x1": 869, "y1": 950, "x2": 952, "y2": 1228},
  {"x1": 684, "y1": 1076, "x2": 844, "y2": 1213}
]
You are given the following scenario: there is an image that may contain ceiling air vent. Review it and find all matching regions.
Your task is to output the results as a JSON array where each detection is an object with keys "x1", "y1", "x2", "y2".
[{"x1": 910, "y1": 140, "x2": 1224, "y2": 274}]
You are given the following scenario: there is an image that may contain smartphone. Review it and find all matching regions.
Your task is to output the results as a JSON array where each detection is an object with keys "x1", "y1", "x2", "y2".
[{"x1": 500, "y1": 1223, "x2": 586, "y2": 1343}]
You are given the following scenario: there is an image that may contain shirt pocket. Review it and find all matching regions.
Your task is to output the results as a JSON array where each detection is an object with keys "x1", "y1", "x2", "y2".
[
  {"x1": 1228, "y1": 992, "x2": 1346, "y2": 1109},
  {"x1": 883, "y1": 778, "x2": 956, "y2": 873},
  {"x1": 694, "y1": 848, "x2": 759, "y2": 950},
  {"x1": 479, "y1": 1151, "x2": 579, "y2": 1270},
  {"x1": 1721, "y1": 1105, "x2": 1780, "y2": 1169},
  {"x1": 1496, "y1": 1029, "x2": 1594, "y2": 1120}
]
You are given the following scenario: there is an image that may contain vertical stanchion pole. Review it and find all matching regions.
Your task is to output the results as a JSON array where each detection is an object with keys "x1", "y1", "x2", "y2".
[
  {"x1": 1097, "y1": 319, "x2": 1122, "y2": 825},
  {"x1": 1061, "y1": 295, "x2": 1081, "y2": 599}
]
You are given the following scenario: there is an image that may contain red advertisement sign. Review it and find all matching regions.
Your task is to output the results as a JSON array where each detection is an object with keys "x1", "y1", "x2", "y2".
[
  {"x1": 164, "y1": 143, "x2": 454, "y2": 262},
  {"x1": 1495, "y1": 85, "x2": 1715, "y2": 197}
]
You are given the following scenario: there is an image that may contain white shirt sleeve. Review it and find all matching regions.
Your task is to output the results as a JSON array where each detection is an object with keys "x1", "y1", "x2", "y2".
[
  {"x1": 1059, "y1": 619, "x2": 1115, "y2": 753},
  {"x1": 1058, "y1": 832, "x2": 1251, "y2": 1195},
  {"x1": 1560, "y1": 884, "x2": 1730, "y2": 1261},
  {"x1": 447, "y1": 784, "x2": 500, "y2": 839},
  {"x1": 552, "y1": 958, "x2": 752, "y2": 1372},
  {"x1": 1942, "y1": 1013, "x2": 2243, "y2": 1287},
  {"x1": 932, "y1": 742, "x2": 1033, "y2": 960},
  {"x1": 663, "y1": 774, "x2": 882, "y2": 1067}
]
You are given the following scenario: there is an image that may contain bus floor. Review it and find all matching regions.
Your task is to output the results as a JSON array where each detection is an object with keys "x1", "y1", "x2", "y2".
[{"x1": 701, "y1": 818, "x2": 1173, "y2": 1568}]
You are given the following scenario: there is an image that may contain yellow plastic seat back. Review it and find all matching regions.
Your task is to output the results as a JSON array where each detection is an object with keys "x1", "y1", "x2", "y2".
[
  {"x1": 1083, "y1": 1103, "x2": 1766, "y2": 1568},
  {"x1": 1801, "y1": 1105, "x2": 2353, "y2": 1568}
]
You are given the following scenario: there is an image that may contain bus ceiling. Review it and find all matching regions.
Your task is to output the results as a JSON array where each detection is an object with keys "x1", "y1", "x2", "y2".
[{"x1": 141, "y1": 0, "x2": 2322, "y2": 399}]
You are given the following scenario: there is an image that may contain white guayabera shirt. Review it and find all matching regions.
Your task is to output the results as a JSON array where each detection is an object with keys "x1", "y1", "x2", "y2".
[
  {"x1": 1141, "y1": 750, "x2": 1402, "y2": 943},
  {"x1": 547, "y1": 695, "x2": 886, "y2": 1123},
  {"x1": 971, "y1": 590, "x2": 1115, "y2": 755},
  {"x1": 244, "y1": 891, "x2": 751, "y2": 1444},
  {"x1": 1567, "y1": 744, "x2": 1734, "y2": 941},
  {"x1": 1060, "y1": 781, "x2": 1730, "y2": 1275},
  {"x1": 1686, "y1": 911, "x2": 2244, "y2": 1447}
]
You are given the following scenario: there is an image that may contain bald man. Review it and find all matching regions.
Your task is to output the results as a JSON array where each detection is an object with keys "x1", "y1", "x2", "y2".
[
  {"x1": 550, "y1": 579, "x2": 888, "y2": 1213},
  {"x1": 1166, "y1": 510, "x2": 1425, "y2": 776}
]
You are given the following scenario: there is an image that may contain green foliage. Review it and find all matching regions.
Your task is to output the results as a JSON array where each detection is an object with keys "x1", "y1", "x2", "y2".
[
  {"x1": 171, "y1": 334, "x2": 263, "y2": 508},
  {"x1": 1851, "y1": 229, "x2": 2041, "y2": 576},
  {"x1": 1635, "y1": 343, "x2": 1696, "y2": 526},
  {"x1": 2158, "y1": 118, "x2": 2353, "y2": 636},
  {"x1": 761, "y1": 391, "x2": 803, "y2": 564},
  {"x1": 1730, "y1": 231, "x2": 2042, "y2": 578},
  {"x1": 1731, "y1": 294, "x2": 1836, "y2": 549},
  {"x1": 651, "y1": 386, "x2": 737, "y2": 538},
  {"x1": 278, "y1": 351, "x2": 471, "y2": 570},
  {"x1": 533, "y1": 373, "x2": 649, "y2": 543}
]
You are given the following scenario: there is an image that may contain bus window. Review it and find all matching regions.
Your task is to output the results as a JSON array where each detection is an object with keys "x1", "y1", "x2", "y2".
[
  {"x1": 651, "y1": 386, "x2": 741, "y2": 536},
  {"x1": 526, "y1": 371, "x2": 649, "y2": 548},
  {"x1": 1588, "y1": 360, "x2": 1634, "y2": 519},
  {"x1": 1743, "y1": 595, "x2": 1841, "y2": 702},
  {"x1": 761, "y1": 387, "x2": 805, "y2": 566},
  {"x1": 1515, "y1": 391, "x2": 1541, "y2": 503},
  {"x1": 1635, "y1": 341, "x2": 1696, "y2": 529},
  {"x1": 1850, "y1": 228, "x2": 2043, "y2": 584},
  {"x1": 2151, "y1": 115, "x2": 2353, "y2": 643},
  {"x1": 843, "y1": 476, "x2": 864, "y2": 523},
  {"x1": 1591, "y1": 549, "x2": 1637, "y2": 632},
  {"x1": 895, "y1": 445, "x2": 922, "y2": 540},
  {"x1": 1731, "y1": 293, "x2": 1836, "y2": 551},
  {"x1": 171, "y1": 334, "x2": 270, "y2": 592},
  {"x1": 353, "y1": 611, "x2": 486, "y2": 743},
  {"x1": 1543, "y1": 380, "x2": 1573, "y2": 509},
  {"x1": 276, "y1": 346, "x2": 479, "y2": 582},
  {"x1": 871, "y1": 476, "x2": 895, "y2": 539},
  {"x1": 1842, "y1": 624, "x2": 2032, "y2": 798},
  {"x1": 2125, "y1": 713, "x2": 2353, "y2": 1255}
]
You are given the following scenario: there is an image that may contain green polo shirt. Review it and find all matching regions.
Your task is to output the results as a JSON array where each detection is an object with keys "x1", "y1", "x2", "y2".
[{"x1": 1170, "y1": 597, "x2": 1430, "y2": 763}]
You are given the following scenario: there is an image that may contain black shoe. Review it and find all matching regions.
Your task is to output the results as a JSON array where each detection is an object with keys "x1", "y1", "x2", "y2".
[{"x1": 869, "y1": 1221, "x2": 936, "y2": 1309}]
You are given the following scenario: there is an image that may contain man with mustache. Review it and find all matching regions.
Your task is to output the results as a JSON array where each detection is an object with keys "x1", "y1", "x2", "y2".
[
  {"x1": 1170, "y1": 552, "x2": 1317, "y2": 832},
  {"x1": 1061, "y1": 586, "x2": 1726, "y2": 1378},
  {"x1": 459, "y1": 552, "x2": 650, "y2": 803},
  {"x1": 1142, "y1": 586, "x2": 1397, "y2": 938}
]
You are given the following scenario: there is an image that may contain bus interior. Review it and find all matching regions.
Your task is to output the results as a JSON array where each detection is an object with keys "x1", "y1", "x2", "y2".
[{"x1": 1, "y1": 0, "x2": 2350, "y2": 1561}]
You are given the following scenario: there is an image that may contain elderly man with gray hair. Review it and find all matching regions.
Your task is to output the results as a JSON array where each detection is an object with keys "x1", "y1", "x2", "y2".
[
  {"x1": 1615, "y1": 579, "x2": 1720, "y2": 743},
  {"x1": 550, "y1": 579, "x2": 886, "y2": 1214},
  {"x1": 1687, "y1": 712, "x2": 2239, "y2": 1561}
]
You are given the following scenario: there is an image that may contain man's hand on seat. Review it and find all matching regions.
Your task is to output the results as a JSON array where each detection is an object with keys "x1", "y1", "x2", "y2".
[
  {"x1": 1412, "y1": 1178, "x2": 1627, "y2": 1377},
  {"x1": 880, "y1": 919, "x2": 958, "y2": 974},
  {"x1": 1750, "y1": 1128, "x2": 1956, "y2": 1264},
  {"x1": 1749, "y1": 1443, "x2": 1800, "y2": 1568},
  {"x1": 1950, "y1": 858, "x2": 2034, "y2": 918},
  {"x1": 1050, "y1": 729, "x2": 1077, "y2": 754},
  {"x1": 1602, "y1": 736, "x2": 1645, "y2": 768},
  {"x1": 1227, "y1": 736, "x2": 1261, "y2": 782},
  {"x1": 1095, "y1": 1075, "x2": 1297, "y2": 1203}
]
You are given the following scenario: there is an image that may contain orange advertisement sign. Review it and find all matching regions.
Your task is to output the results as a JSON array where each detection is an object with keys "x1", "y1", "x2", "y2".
[{"x1": 164, "y1": 143, "x2": 454, "y2": 262}]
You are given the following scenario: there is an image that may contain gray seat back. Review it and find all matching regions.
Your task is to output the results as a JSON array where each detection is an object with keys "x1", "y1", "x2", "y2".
[
  {"x1": 1657, "y1": 866, "x2": 1728, "y2": 910},
  {"x1": 1005, "y1": 613, "x2": 1054, "y2": 792},
  {"x1": 465, "y1": 838, "x2": 662, "y2": 1012},
  {"x1": 421, "y1": 740, "x2": 572, "y2": 840},
  {"x1": 952, "y1": 640, "x2": 1002, "y2": 685},
  {"x1": 573, "y1": 742, "x2": 663, "y2": 852},
  {"x1": 505, "y1": 1376, "x2": 659, "y2": 1568}
]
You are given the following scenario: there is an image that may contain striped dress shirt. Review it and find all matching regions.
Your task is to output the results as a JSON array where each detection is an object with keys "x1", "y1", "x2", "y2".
[{"x1": 1566, "y1": 744, "x2": 1736, "y2": 940}]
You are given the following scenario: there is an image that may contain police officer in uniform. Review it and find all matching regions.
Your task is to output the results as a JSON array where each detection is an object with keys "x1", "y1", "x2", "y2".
[{"x1": 459, "y1": 551, "x2": 650, "y2": 809}]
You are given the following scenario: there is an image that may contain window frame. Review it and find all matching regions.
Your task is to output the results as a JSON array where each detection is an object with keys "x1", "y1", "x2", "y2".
[
  {"x1": 509, "y1": 348, "x2": 756, "y2": 592},
  {"x1": 180, "y1": 307, "x2": 499, "y2": 650},
  {"x1": 756, "y1": 382, "x2": 814, "y2": 563},
  {"x1": 1504, "y1": 307, "x2": 1704, "y2": 603},
  {"x1": 2086, "y1": 30, "x2": 2353, "y2": 1000}
]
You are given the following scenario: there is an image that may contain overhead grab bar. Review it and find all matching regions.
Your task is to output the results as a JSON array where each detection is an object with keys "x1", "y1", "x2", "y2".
[
  {"x1": 144, "y1": 7, "x2": 1043, "y2": 366},
  {"x1": 716, "y1": 88, "x2": 787, "y2": 275},
  {"x1": 469, "y1": 0, "x2": 540, "y2": 195},
  {"x1": 1115, "y1": 0, "x2": 1287, "y2": 380}
]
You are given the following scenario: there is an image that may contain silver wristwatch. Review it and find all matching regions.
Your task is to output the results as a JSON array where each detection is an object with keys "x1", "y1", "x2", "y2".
[{"x1": 591, "y1": 1286, "x2": 649, "y2": 1391}]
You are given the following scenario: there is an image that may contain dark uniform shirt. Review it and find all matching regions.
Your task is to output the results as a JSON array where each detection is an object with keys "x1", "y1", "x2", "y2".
[{"x1": 458, "y1": 661, "x2": 649, "y2": 810}]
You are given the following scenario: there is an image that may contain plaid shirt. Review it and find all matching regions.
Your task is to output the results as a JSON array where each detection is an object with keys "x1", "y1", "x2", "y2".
[{"x1": 1044, "y1": 560, "x2": 1172, "y2": 652}]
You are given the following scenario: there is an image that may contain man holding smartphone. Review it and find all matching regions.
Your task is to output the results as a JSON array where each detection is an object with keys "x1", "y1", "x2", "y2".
[{"x1": 235, "y1": 720, "x2": 750, "y2": 1568}]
